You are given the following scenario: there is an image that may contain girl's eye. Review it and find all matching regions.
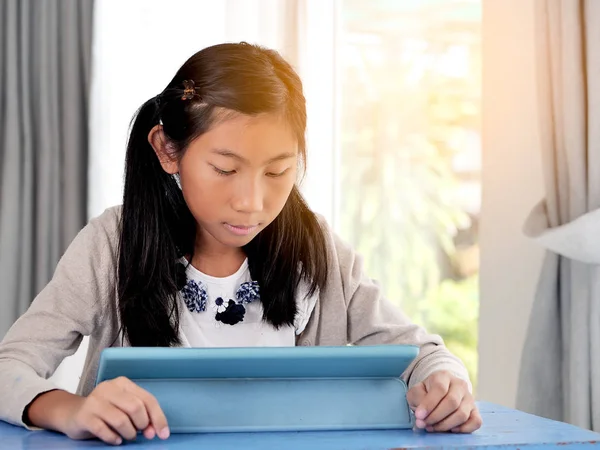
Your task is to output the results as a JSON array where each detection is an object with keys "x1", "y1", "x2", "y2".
[
  {"x1": 212, "y1": 166, "x2": 236, "y2": 176},
  {"x1": 266, "y1": 168, "x2": 289, "y2": 178}
]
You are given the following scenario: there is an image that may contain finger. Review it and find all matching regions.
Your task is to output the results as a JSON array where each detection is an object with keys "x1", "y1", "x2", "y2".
[
  {"x1": 143, "y1": 424, "x2": 156, "y2": 440},
  {"x1": 120, "y1": 378, "x2": 170, "y2": 439},
  {"x1": 414, "y1": 373, "x2": 451, "y2": 421},
  {"x1": 429, "y1": 401, "x2": 472, "y2": 432},
  {"x1": 108, "y1": 391, "x2": 150, "y2": 431},
  {"x1": 86, "y1": 417, "x2": 123, "y2": 446},
  {"x1": 452, "y1": 408, "x2": 483, "y2": 434},
  {"x1": 424, "y1": 380, "x2": 467, "y2": 425},
  {"x1": 100, "y1": 404, "x2": 138, "y2": 441},
  {"x1": 406, "y1": 382, "x2": 427, "y2": 410}
]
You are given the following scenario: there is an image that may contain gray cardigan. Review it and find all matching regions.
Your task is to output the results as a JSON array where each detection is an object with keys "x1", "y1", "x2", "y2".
[{"x1": 0, "y1": 206, "x2": 469, "y2": 428}]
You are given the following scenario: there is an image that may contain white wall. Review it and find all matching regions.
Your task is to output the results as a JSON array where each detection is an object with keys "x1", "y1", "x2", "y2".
[
  {"x1": 478, "y1": 0, "x2": 546, "y2": 407},
  {"x1": 49, "y1": 338, "x2": 88, "y2": 393}
]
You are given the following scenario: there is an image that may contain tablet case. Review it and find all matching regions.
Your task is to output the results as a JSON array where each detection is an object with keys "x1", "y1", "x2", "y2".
[{"x1": 96, "y1": 345, "x2": 419, "y2": 433}]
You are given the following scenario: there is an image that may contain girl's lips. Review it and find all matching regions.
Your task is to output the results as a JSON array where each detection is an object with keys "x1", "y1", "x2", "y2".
[{"x1": 224, "y1": 223, "x2": 260, "y2": 236}]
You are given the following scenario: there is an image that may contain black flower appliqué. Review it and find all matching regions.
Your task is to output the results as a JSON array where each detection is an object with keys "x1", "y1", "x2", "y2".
[{"x1": 215, "y1": 299, "x2": 247, "y2": 325}]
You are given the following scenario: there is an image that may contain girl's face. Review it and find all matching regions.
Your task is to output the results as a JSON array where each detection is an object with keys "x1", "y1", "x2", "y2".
[{"x1": 178, "y1": 113, "x2": 298, "y2": 251}]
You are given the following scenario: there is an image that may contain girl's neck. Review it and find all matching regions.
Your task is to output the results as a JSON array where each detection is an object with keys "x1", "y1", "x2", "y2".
[
  {"x1": 189, "y1": 233, "x2": 247, "y2": 278},
  {"x1": 188, "y1": 251, "x2": 246, "y2": 278}
]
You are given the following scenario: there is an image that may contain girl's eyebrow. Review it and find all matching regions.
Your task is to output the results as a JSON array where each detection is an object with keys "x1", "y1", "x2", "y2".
[{"x1": 211, "y1": 148, "x2": 297, "y2": 165}]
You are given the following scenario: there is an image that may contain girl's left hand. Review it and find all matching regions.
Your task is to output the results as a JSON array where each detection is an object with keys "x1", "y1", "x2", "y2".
[{"x1": 406, "y1": 370, "x2": 482, "y2": 433}]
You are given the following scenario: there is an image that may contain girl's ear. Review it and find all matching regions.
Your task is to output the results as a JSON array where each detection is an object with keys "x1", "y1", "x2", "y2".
[{"x1": 148, "y1": 124, "x2": 179, "y2": 174}]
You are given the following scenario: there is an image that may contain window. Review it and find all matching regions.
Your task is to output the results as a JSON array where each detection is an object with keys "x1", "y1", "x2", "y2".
[{"x1": 336, "y1": 0, "x2": 481, "y2": 388}]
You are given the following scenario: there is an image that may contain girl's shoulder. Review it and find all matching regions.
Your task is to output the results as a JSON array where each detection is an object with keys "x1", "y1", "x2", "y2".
[
  {"x1": 74, "y1": 205, "x2": 122, "y2": 267},
  {"x1": 311, "y1": 213, "x2": 365, "y2": 298},
  {"x1": 53, "y1": 205, "x2": 123, "y2": 307},
  {"x1": 313, "y1": 213, "x2": 359, "y2": 272},
  {"x1": 88, "y1": 205, "x2": 122, "y2": 240}
]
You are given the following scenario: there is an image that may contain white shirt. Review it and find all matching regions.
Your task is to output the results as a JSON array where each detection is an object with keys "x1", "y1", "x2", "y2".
[{"x1": 177, "y1": 258, "x2": 317, "y2": 348}]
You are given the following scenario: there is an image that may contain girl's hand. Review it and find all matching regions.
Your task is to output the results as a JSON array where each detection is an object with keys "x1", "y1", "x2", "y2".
[
  {"x1": 65, "y1": 377, "x2": 169, "y2": 445},
  {"x1": 406, "y1": 370, "x2": 482, "y2": 433},
  {"x1": 52, "y1": 377, "x2": 169, "y2": 445}
]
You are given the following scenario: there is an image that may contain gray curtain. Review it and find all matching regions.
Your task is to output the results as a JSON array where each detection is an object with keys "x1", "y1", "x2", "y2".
[
  {"x1": 0, "y1": 0, "x2": 94, "y2": 337},
  {"x1": 517, "y1": 0, "x2": 600, "y2": 431}
]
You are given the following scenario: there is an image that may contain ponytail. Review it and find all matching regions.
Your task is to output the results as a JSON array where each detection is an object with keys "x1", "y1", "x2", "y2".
[{"x1": 117, "y1": 98, "x2": 195, "y2": 347}]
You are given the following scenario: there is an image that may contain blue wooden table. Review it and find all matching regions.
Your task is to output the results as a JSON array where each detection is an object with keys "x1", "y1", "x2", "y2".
[{"x1": 1, "y1": 402, "x2": 599, "y2": 449}]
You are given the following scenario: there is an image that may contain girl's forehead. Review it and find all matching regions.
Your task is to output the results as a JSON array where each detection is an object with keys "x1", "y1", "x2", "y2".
[
  {"x1": 188, "y1": 113, "x2": 298, "y2": 159},
  {"x1": 212, "y1": 112, "x2": 292, "y2": 135}
]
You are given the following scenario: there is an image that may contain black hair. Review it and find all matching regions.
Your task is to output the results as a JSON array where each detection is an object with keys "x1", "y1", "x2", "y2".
[{"x1": 118, "y1": 42, "x2": 328, "y2": 347}]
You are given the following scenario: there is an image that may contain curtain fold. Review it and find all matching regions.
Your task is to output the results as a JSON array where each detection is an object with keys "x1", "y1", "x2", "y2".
[
  {"x1": 517, "y1": 0, "x2": 600, "y2": 431},
  {"x1": 0, "y1": 0, "x2": 94, "y2": 337}
]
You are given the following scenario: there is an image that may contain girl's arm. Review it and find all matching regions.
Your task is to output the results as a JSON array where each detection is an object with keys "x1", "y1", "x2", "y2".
[
  {"x1": 0, "y1": 208, "x2": 118, "y2": 428},
  {"x1": 334, "y1": 228, "x2": 482, "y2": 433},
  {"x1": 330, "y1": 230, "x2": 472, "y2": 390}
]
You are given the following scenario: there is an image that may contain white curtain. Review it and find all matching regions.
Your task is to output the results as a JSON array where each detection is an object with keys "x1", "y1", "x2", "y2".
[{"x1": 517, "y1": 0, "x2": 600, "y2": 431}]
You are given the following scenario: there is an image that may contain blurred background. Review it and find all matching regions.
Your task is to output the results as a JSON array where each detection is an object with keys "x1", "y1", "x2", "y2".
[{"x1": 6, "y1": 0, "x2": 598, "y2": 430}]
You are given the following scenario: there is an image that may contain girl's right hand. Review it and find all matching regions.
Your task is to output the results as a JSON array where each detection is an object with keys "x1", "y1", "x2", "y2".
[
  {"x1": 28, "y1": 376, "x2": 170, "y2": 445},
  {"x1": 64, "y1": 376, "x2": 170, "y2": 445}
]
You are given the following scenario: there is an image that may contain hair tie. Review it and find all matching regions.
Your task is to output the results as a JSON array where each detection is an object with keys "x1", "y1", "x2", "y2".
[{"x1": 182, "y1": 80, "x2": 198, "y2": 100}]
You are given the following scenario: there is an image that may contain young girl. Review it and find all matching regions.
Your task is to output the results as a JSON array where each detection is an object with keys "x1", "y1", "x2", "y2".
[{"x1": 0, "y1": 42, "x2": 481, "y2": 445}]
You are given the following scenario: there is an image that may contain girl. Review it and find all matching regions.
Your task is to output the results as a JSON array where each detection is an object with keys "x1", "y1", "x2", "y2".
[{"x1": 0, "y1": 42, "x2": 481, "y2": 445}]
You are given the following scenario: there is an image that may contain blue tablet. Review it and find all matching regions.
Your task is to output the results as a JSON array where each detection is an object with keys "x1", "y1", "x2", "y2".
[{"x1": 96, "y1": 345, "x2": 419, "y2": 433}]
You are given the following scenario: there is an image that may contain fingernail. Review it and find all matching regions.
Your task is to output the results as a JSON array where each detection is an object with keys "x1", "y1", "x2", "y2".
[
  {"x1": 426, "y1": 426, "x2": 434, "y2": 432},
  {"x1": 452, "y1": 427, "x2": 460, "y2": 433},
  {"x1": 115, "y1": 437, "x2": 122, "y2": 445},
  {"x1": 415, "y1": 419, "x2": 426, "y2": 429},
  {"x1": 159, "y1": 427, "x2": 170, "y2": 439}
]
